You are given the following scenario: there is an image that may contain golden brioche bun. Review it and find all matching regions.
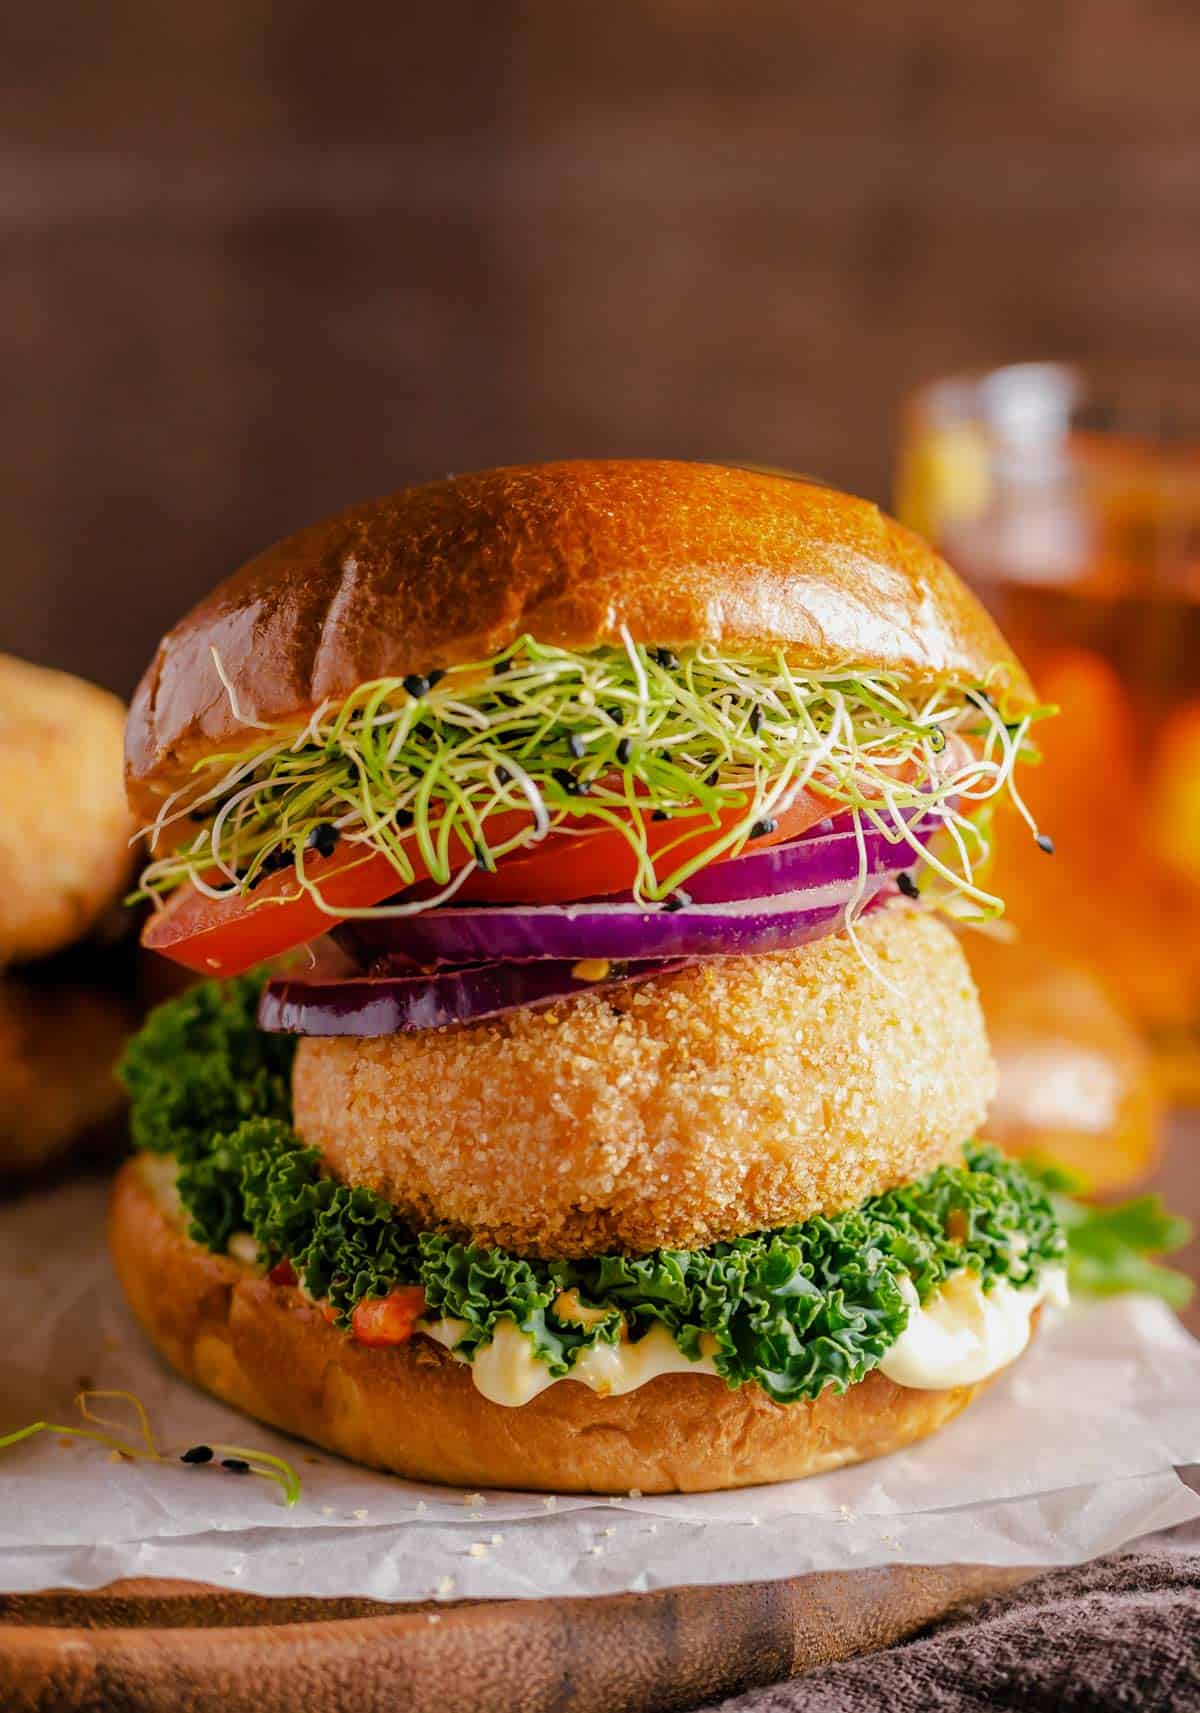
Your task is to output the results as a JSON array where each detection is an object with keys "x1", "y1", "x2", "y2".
[
  {"x1": 293, "y1": 905, "x2": 994, "y2": 1257},
  {"x1": 110, "y1": 1158, "x2": 1015, "y2": 1494},
  {"x1": 0, "y1": 655, "x2": 133, "y2": 966},
  {"x1": 125, "y1": 460, "x2": 1033, "y2": 817}
]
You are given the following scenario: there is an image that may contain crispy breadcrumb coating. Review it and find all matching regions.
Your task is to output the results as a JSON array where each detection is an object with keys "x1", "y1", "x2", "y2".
[{"x1": 293, "y1": 907, "x2": 994, "y2": 1257}]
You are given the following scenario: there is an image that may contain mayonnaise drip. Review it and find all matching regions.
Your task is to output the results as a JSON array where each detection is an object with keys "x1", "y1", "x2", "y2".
[
  {"x1": 418, "y1": 1316, "x2": 719, "y2": 1408},
  {"x1": 878, "y1": 1266, "x2": 1068, "y2": 1390}
]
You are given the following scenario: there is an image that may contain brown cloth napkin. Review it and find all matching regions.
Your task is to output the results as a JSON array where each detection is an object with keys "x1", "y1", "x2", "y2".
[{"x1": 704, "y1": 1548, "x2": 1200, "y2": 1713}]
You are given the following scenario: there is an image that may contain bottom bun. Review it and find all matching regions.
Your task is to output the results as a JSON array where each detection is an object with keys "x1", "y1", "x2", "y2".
[{"x1": 109, "y1": 1160, "x2": 1022, "y2": 1494}]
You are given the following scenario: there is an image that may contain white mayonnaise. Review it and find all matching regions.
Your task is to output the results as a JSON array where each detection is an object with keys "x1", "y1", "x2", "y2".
[
  {"x1": 418, "y1": 1315, "x2": 719, "y2": 1408},
  {"x1": 139, "y1": 1153, "x2": 181, "y2": 1214},
  {"x1": 226, "y1": 1231, "x2": 263, "y2": 1270},
  {"x1": 878, "y1": 1266, "x2": 1068, "y2": 1390}
]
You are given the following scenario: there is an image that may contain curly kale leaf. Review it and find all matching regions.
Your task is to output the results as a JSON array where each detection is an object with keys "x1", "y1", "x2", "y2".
[
  {"x1": 119, "y1": 974, "x2": 295, "y2": 1161},
  {"x1": 161, "y1": 1108, "x2": 1064, "y2": 1405}
]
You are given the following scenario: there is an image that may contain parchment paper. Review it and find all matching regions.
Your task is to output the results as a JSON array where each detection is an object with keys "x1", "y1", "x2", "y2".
[{"x1": 2, "y1": 1177, "x2": 1197, "y2": 1599}]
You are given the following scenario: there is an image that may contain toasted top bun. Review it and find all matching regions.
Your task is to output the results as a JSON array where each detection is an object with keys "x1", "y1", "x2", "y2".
[{"x1": 126, "y1": 460, "x2": 1031, "y2": 817}]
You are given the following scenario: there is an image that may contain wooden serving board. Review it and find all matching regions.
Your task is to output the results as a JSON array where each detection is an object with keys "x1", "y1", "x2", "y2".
[{"x1": 0, "y1": 1565, "x2": 1034, "y2": 1712}]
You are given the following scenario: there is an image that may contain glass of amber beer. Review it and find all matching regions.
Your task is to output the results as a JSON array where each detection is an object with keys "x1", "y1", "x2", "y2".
[{"x1": 898, "y1": 362, "x2": 1200, "y2": 1101}]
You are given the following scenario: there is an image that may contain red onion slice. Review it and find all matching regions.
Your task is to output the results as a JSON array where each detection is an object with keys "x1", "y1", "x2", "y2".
[
  {"x1": 259, "y1": 958, "x2": 687, "y2": 1037},
  {"x1": 342, "y1": 817, "x2": 931, "y2": 967}
]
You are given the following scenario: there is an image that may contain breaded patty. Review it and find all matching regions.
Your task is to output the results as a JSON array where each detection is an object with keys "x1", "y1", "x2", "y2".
[
  {"x1": 0, "y1": 654, "x2": 132, "y2": 967},
  {"x1": 0, "y1": 976, "x2": 129, "y2": 1177},
  {"x1": 293, "y1": 906, "x2": 995, "y2": 1257}
]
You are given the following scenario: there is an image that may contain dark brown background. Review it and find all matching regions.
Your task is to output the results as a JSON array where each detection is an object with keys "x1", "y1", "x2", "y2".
[{"x1": 5, "y1": 0, "x2": 1200, "y2": 697}]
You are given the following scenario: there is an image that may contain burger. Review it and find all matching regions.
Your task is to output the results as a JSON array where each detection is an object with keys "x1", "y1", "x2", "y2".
[
  {"x1": 0, "y1": 653, "x2": 134, "y2": 1179},
  {"x1": 110, "y1": 460, "x2": 1068, "y2": 1494}
]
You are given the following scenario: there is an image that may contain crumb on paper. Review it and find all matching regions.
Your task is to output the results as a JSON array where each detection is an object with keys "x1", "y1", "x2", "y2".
[
  {"x1": 648, "y1": 1524, "x2": 658, "y2": 1535},
  {"x1": 609, "y1": 1496, "x2": 624, "y2": 1507},
  {"x1": 468, "y1": 1542, "x2": 489, "y2": 1559},
  {"x1": 351, "y1": 1508, "x2": 369, "y2": 1520},
  {"x1": 463, "y1": 1491, "x2": 485, "y2": 1508},
  {"x1": 590, "y1": 1545, "x2": 604, "y2": 1556},
  {"x1": 749, "y1": 1516, "x2": 762, "y2": 1528},
  {"x1": 490, "y1": 1533, "x2": 504, "y2": 1545},
  {"x1": 839, "y1": 1504, "x2": 858, "y2": 1523},
  {"x1": 628, "y1": 1487, "x2": 642, "y2": 1498},
  {"x1": 416, "y1": 1500, "x2": 428, "y2": 1515},
  {"x1": 542, "y1": 1495, "x2": 558, "y2": 1511},
  {"x1": 320, "y1": 1505, "x2": 335, "y2": 1517},
  {"x1": 602, "y1": 1526, "x2": 616, "y2": 1537},
  {"x1": 436, "y1": 1574, "x2": 456, "y2": 1597}
]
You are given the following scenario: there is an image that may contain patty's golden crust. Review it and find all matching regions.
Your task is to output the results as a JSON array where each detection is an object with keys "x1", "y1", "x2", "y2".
[
  {"x1": 125, "y1": 460, "x2": 1033, "y2": 816},
  {"x1": 293, "y1": 907, "x2": 994, "y2": 1258},
  {"x1": 0, "y1": 655, "x2": 133, "y2": 966},
  {"x1": 0, "y1": 977, "x2": 128, "y2": 1176},
  {"x1": 110, "y1": 1158, "x2": 1009, "y2": 1494}
]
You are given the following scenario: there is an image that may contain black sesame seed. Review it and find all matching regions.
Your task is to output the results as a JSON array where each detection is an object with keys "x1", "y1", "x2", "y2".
[
  {"x1": 897, "y1": 870, "x2": 920, "y2": 900},
  {"x1": 189, "y1": 808, "x2": 209, "y2": 823},
  {"x1": 221, "y1": 1458, "x2": 251, "y2": 1474},
  {"x1": 704, "y1": 769, "x2": 720, "y2": 788},
  {"x1": 495, "y1": 764, "x2": 512, "y2": 785},
  {"x1": 650, "y1": 648, "x2": 680, "y2": 671},
  {"x1": 403, "y1": 673, "x2": 430, "y2": 698},
  {"x1": 1035, "y1": 833, "x2": 1056, "y2": 855},
  {"x1": 750, "y1": 817, "x2": 778, "y2": 839},
  {"x1": 307, "y1": 823, "x2": 340, "y2": 859},
  {"x1": 494, "y1": 657, "x2": 513, "y2": 675},
  {"x1": 568, "y1": 733, "x2": 587, "y2": 759},
  {"x1": 473, "y1": 841, "x2": 492, "y2": 869},
  {"x1": 749, "y1": 706, "x2": 763, "y2": 734},
  {"x1": 425, "y1": 668, "x2": 446, "y2": 689},
  {"x1": 394, "y1": 808, "x2": 414, "y2": 829},
  {"x1": 497, "y1": 691, "x2": 520, "y2": 708},
  {"x1": 180, "y1": 1445, "x2": 213, "y2": 1465},
  {"x1": 661, "y1": 890, "x2": 692, "y2": 913},
  {"x1": 552, "y1": 768, "x2": 583, "y2": 796},
  {"x1": 652, "y1": 808, "x2": 670, "y2": 822},
  {"x1": 616, "y1": 738, "x2": 633, "y2": 766}
]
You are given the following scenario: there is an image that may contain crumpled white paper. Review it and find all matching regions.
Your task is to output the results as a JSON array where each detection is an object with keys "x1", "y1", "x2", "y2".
[{"x1": 1, "y1": 1177, "x2": 1198, "y2": 1599}]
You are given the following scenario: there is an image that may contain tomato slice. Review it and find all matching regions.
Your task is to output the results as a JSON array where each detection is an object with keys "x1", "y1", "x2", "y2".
[
  {"x1": 142, "y1": 787, "x2": 838, "y2": 978},
  {"x1": 350, "y1": 1287, "x2": 428, "y2": 1347},
  {"x1": 141, "y1": 809, "x2": 530, "y2": 976},
  {"x1": 456, "y1": 783, "x2": 836, "y2": 903}
]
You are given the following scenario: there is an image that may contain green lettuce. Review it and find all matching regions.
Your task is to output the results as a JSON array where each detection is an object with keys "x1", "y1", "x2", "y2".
[
  {"x1": 1024, "y1": 1162, "x2": 1193, "y2": 1309},
  {"x1": 121, "y1": 979, "x2": 1069, "y2": 1404}
]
